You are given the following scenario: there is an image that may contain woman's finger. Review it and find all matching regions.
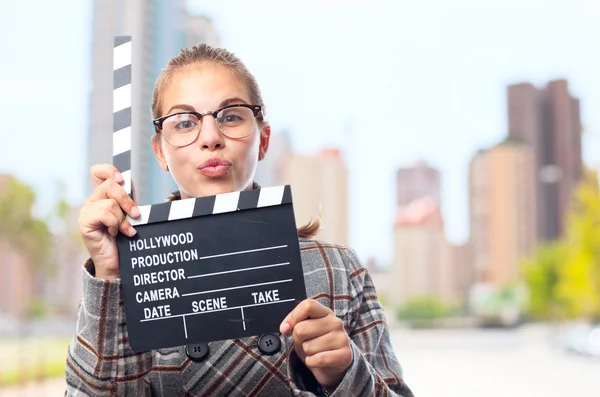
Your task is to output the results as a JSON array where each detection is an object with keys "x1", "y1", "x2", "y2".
[
  {"x1": 280, "y1": 299, "x2": 332, "y2": 334},
  {"x1": 304, "y1": 348, "x2": 353, "y2": 370},
  {"x1": 292, "y1": 315, "x2": 342, "y2": 346},
  {"x1": 301, "y1": 330, "x2": 346, "y2": 357},
  {"x1": 80, "y1": 200, "x2": 122, "y2": 237},
  {"x1": 91, "y1": 164, "x2": 124, "y2": 187},
  {"x1": 86, "y1": 179, "x2": 140, "y2": 219},
  {"x1": 80, "y1": 199, "x2": 136, "y2": 237}
]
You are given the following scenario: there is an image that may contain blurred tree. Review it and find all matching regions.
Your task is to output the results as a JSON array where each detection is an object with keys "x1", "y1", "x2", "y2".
[
  {"x1": 522, "y1": 242, "x2": 566, "y2": 320},
  {"x1": 0, "y1": 175, "x2": 52, "y2": 270},
  {"x1": 522, "y1": 168, "x2": 600, "y2": 321},
  {"x1": 397, "y1": 296, "x2": 452, "y2": 322},
  {"x1": 557, "y1": 169, "x2": 600, "y2": 321}
]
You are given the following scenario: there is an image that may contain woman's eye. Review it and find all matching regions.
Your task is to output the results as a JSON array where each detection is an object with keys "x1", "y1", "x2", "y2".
[
  {"x1": 220, "y1": 114, "x2": 243, "y2": 123},
  {"x1": 174, "y1": 120, "x2": 196, "y2": 130}
]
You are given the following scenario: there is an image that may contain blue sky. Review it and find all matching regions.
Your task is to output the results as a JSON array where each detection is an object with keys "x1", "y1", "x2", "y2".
[{"x1": 1, "y1": 0, "x2": 599, "y2": 264}]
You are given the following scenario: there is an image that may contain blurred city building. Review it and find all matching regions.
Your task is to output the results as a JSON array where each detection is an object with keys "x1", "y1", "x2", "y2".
[
  {"x1": 254, "y1": 130, "x2": 293, "y2": 188},
  {"x1": 0, "y1": 174, "x2": 88, "y2": 322},
  {"x1": 280, "y1": 148, "x2": 348, "y2": 246},
  {"x1": 396, "y1": 161, "x2": 441, "y2": 206},
  {"x1": 42, "y1": 207, "x2": 87, "y2": 315},
  {"x1": 388, "y1": 163, "x2": 469, "y2": 306},
  {"x1": 390, "y1": 198, "x2": 466, "y2": 305},
  {"x1": 87, "y1": 0, "x2": 220, "y2": 205},
  {"x1": 365, "y1": 257, "x2": 394, "y2": 304},
  {"x1": 183, "y1": 13, "x2": 221, "y2": 48},
  {"x1": 0, "y1": 240, "x2": 33, "y2": 319},
  {"x1": 0, "y1": 174, "x2": 35, "y2": 319},
  {"x1": 469, "y1": 139, "x2": 537, "y2": 286},
  {"x1": 507, "y1": 79, "x2": 583, "y2": 241},
  {"x1": 391, "y1": 197, "x2": 446, "y2": 303}
]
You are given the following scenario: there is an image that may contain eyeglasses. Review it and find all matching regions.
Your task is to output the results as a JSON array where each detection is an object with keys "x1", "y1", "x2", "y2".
[{"x1": 153, "y1": 104, "x2": 263, "y2": 147}]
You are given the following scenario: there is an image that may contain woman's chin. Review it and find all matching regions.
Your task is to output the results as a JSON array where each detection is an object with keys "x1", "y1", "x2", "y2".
[{"x1": 186, "y1": 182, "x2": 237, "y2": 198}]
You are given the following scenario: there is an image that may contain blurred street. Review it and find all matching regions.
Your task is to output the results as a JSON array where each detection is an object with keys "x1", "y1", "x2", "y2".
[
  {"x1": 2, "y1": 323, "x2": 600, "y2": 396},
  {"x1": 393, "y1": 324, "x2": 600, "y2": 397}
]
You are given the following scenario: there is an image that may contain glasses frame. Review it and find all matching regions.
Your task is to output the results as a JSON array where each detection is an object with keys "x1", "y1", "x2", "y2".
[{"x1": 153, "y1": 104, "x2": 263, "y2": 147}]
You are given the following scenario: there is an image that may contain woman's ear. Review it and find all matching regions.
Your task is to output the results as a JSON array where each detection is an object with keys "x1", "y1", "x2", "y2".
[
  {"x1": 152, "y1": 135, "x2": 169, "y2": 171},
  {"x1": 258, "y1": 125, "x2": 271, "y2": 161}
]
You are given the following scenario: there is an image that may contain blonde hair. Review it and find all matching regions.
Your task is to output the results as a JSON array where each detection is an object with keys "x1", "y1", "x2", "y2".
[{"x1": 151, "y1": 44, "x2": 320, "y2": 239}]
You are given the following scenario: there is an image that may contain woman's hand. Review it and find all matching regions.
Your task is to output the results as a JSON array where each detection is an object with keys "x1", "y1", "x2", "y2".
[
  {"x1": 280, "y1": 299, "x2": 353, "y2": 388},
  {"x1": 78, "y1": 164, "x2": 140, "y2": 280}
]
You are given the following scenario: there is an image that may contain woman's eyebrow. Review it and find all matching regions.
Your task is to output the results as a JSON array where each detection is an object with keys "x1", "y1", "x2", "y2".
[
  {"x1": 166, "y1": 104, "x2": 196, "y2": 114},
  {"x1": 165, "y1": 98, "x2": 248, "y2": 115},
  {"x1": 219, "y1": 97, "x2": 248, "y2": 107}
]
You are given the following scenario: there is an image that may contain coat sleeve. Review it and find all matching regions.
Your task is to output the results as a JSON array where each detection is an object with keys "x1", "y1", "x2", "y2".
[
  {"x1": 65, "y1": 259, "x2": 153, "y2": 396},
  {"x1": 330, "y1": 248, "x2": 415, "y2": 397}
]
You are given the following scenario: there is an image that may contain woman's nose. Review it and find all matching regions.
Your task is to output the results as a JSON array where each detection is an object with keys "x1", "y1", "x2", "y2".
[{"x1": 197, "y1": 116, "x2": 225, "y2": 151}]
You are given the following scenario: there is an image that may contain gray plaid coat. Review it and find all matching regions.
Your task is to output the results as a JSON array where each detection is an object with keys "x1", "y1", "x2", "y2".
[{"x1": 65, "y1": 237, "x2": 414, "y2": 396}]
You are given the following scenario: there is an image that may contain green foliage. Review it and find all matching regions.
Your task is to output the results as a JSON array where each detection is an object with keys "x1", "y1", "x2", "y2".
[
  {"x1": 26, "y1": 299, "x2": 50, "y2": 319},
  {"x1": 397, "y1": 296, "x2": 452, "y2": 322},
  {"x1": 0, "y1": 176, "x2": 52, "y2": 270},
  {"x1": 478, "y1": 283, "x2": 528, "y2": 313},
  {"x1": 522, "y1": 242, "x2": 565, "y2": 319},
  {"x1": 522, "y1": 169, "x2": 600, "y2": 321},
  {"x1": 557, "y1": 169, "x2": 600, "y2": 320}
]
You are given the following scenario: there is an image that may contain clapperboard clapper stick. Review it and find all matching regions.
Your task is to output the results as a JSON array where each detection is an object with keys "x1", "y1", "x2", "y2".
[{"x1": 111, "y1": 36, "x2": 306, "y2": 352}]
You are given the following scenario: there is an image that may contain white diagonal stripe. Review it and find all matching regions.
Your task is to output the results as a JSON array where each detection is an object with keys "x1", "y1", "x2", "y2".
[
  {"x1": 213, "y1": 191, "x2": 240, "y2": 214},
  {"x1": 257, "y1": 186, "x2": 284, "y2": 207},
  {"x1": 121, "y1": 169, "x2": 132, "y2": 195},
  {"x1": 168, "y1": 198, "x2": 196, "y2": 220},
  {"x1": 113, "y1": 127, "x2": 131, "y2": 156},
  {"x1": 113, "y1": 41, "x2": 132, "y2": 70},
  {"x1": 113, "y1": 84, "x2": 131, "y2": 112},
  {"x1": 128, "y1": 205, "x2": 151, "y2": 226}
]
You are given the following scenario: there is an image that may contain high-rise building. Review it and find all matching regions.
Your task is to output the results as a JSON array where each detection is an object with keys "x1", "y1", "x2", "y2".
[
  {"x1": 253, "y1": 130, "x2": 293, "y2": 187},
  {"x1": 449, "y1": 242, "x2": 472, "y2": 303},
  {"x1": 280, "y1": 149, "x2": 348, "y2": 246},
  {"x1": 390, "y1": 197, "x2": 448, "y2": 303},
  {"x1": 183, "y1": 14, "x2": 221, "y2": 48},
  {"x1": 391, "y1": 162, "x2": 470, "y2": 305},
  {"x1": 507, "y1": 79, "x2": 582, "y2": 241},
  {"x1": 87, "y1": 1, "x2": 220, "y2": 205},
  {"x1": 469, "y1": 140, "x2": 537, "y2": 286},
  {"x1": 396, "y1": 161, "x2": 441, "y2": 207}
]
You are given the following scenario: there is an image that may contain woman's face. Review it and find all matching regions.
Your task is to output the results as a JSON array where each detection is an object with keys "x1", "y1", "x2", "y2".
[{"x1": 153, "y1": 64, "x2": 270, "y2": 199}]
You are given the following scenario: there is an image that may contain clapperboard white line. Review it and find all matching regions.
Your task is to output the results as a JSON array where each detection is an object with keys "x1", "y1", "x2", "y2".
[
  {"x1": 183, "y1": 315, "x2": 188, "y2": 339},
  {"x1": 198, "y1": 245, "x2": 287, "y2": 260},
  {"x1": 241, "y1": 307, "x2": 246, "y2": 331},
  {"x1": 187, "y1": 262, "x2": 290, "y2": 279},
  {"x1": 112, "y1": 36, "x2": 132, "y2": 197},
  {"x1": 181, "y1": 279, "x2": 293, "y2": 297},
  {"x1": 140, "y1": 298, "x2": 297, "y2": 323},
  {"x1": 127, "y1": 185, "x2": 293, "y2": 226}
]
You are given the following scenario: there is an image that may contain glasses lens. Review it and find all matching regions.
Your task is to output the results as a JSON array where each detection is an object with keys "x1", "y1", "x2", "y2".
[
  {"x1": 162, "y1": 113, "x2": 200, "y2": 146},
  {"x1": 216, "y1": 106, "x2": 256, "y2": 138}
]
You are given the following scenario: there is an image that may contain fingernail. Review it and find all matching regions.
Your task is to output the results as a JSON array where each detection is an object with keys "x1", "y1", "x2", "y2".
[
  {"x1": 131, "y1": 206, "x2": 141, "y2": 217},
  {"x1": 128, "y1": 226, "x2": 137, "y2": 236},
  {"x1": 280, "y1": 322, "x2": 291, "y2": 334},
  {"x1": 114, "y1": 172, "x2": 123, "y2": 182}
]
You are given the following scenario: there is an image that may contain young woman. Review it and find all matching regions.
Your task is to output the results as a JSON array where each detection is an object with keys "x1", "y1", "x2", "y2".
[{"x1": 67, "y1": 44, "x2": 414, "y2": 397}]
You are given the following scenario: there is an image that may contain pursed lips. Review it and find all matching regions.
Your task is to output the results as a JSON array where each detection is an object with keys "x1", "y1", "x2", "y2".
[{"x1": 197, "y1": 158, "x2": 231, "y2": 177}]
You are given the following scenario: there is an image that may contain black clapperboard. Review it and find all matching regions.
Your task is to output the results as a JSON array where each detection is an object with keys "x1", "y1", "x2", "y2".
[
  {"x1": 116, "y1": 186, "x2": 307, "y2": 352},
  {"x1": 110, "y1": 36, "x2": 305, "y2": 352}
]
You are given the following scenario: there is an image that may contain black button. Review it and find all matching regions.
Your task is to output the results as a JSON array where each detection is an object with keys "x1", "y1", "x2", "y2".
[
  {"x1": 186, "y1": 342, "x2": 209, "y2": 361},
  {"x1": 257, "y1": 333, "x2": 281, "y2": 355}
]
